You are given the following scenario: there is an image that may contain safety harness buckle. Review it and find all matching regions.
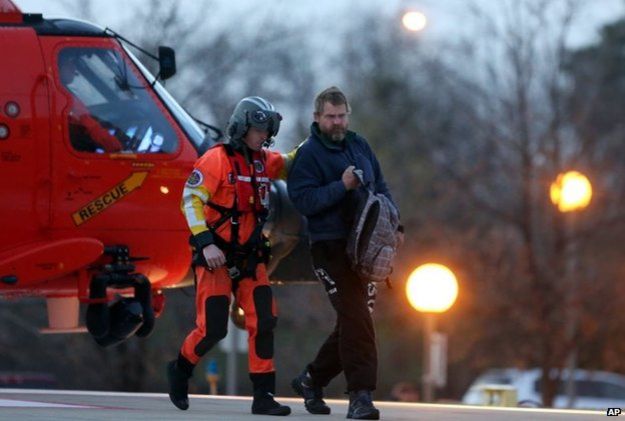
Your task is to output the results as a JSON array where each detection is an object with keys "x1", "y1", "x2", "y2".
[{"x1": 227, "y1": 265, "x2": 241, "y2": 280}]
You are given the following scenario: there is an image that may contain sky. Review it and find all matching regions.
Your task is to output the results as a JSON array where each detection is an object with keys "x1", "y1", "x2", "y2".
[
  {"x1": 14, "y1": 0, "x2": 625, "y2": 49},
  {"x1": 11, "y1": 0, "x2": 625, "y2": 148}
]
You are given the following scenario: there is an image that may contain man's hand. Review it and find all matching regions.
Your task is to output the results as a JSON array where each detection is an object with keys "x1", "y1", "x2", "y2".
[
  {"x1": 202, "y1": 244, "x2": 226, "y2": 269},
  {"x1": 342, "y1": 165, "x2": 361, "y2": 190}
]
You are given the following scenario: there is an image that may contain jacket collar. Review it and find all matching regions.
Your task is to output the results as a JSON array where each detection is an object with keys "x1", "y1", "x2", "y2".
[{"x1": 227, "y1": 138, "x2": 260, "y2": 163}]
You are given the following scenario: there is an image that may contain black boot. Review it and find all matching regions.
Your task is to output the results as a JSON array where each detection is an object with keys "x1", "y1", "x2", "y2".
[
  {"x1": 167, "y1": 355, "x2": 194, "y2": 410},
  {"x1": 250, "y1": 372, "x2": 291, "y2": 416},
  {"x1": 291, "y1": 369, "x2": 331, "y2": 414},
  {"x1": 347, "y1": 390, "x2": 379, "y2": 420}
]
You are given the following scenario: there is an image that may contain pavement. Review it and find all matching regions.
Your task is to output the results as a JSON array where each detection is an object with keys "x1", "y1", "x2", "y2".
[{"x1": 0, "y1": 389, "x2": 606, "y2": 420}]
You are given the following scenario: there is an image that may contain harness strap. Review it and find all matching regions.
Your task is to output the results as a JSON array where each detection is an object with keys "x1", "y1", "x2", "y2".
[{"x1": 195, "y1": 144, "x2": 271, "y2": 281}]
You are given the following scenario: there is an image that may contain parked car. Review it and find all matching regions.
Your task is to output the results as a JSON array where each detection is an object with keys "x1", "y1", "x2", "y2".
[{"x1": 462, "y1": 368, "x2": 625, "y2": 409}]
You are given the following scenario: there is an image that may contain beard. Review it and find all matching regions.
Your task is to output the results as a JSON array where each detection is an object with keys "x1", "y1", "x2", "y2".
[{"x1": 328, "y1": 125, "x2": 347, "y2": 142}]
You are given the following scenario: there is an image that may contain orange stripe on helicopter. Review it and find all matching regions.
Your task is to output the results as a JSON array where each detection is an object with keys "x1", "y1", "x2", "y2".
[{"x1": 71, "y1": 172, "x2": 148, "y2": 226}]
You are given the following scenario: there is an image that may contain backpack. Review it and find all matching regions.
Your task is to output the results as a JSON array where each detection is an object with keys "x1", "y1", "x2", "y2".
[{"x1": 346, "y1": 170, "x2": 400, "y2": 283}]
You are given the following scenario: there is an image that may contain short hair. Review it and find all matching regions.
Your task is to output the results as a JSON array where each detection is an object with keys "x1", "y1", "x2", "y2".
[{"x1": 314, "y1": 86, "x2": 351, "y2": 115}]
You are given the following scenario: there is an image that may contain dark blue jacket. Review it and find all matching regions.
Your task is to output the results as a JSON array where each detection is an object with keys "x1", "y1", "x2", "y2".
[{"x1": 287, "y1": 123, "x2": 397, "y2": 243}]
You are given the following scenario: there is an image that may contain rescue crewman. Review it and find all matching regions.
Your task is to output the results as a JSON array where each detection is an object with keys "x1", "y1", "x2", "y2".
[
  {"x1": 59, "y1": 55, "x2": 125, "y2": 153},
  {"x1": 167, "y1": 96, "x2": 295, "y2": 416}
]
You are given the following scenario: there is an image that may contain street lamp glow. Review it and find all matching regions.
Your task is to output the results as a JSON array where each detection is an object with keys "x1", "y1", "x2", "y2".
[
  {"x1": 406, "y1": 263, "x2": 458, "y2": 313},
  {"x1": 550, "y1": 171, "x2": 592, "y2": 213},
  {"x1": 402, "y1": 11, "x2": 427, "y2": 32}
]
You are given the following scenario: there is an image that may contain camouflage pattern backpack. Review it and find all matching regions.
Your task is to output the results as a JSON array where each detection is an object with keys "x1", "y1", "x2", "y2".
[{"x1": 346, "y1": 170, "x2": 400, "y2": 283}]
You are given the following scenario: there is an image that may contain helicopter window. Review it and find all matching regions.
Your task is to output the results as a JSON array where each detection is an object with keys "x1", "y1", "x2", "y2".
[{"x1": 58, "y1": 47, "x2": 179, "y2": 155}]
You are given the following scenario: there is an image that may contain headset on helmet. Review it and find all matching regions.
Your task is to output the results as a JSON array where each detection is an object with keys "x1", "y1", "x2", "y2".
[{"x1": 226, "y1": 96, "x2": 282, "y2": 147}]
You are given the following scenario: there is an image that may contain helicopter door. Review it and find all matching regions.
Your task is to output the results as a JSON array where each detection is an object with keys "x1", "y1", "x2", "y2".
[{"x1": 38, "y1": 38, "x2": 189, "y2": 233}]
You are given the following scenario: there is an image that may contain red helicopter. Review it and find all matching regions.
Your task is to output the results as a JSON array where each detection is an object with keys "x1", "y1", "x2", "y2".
[{"x1": 0, "y1": 0, "x2": 303, "y2": 346}]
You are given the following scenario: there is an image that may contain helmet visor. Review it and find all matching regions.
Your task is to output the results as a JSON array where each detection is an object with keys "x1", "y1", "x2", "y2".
[{"x1": 248, "y1": 110, "x2": 282, "y2": 137}]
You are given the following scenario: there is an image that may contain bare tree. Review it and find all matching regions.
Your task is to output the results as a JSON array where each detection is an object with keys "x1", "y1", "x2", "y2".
[
  {"x1": 427, "y1": 0, "x2": 625, "y2": 405},
  {"x1": 335, "y1": 0, "x2": 625, "y2": 405},
  {"x1": 109, "y1": 0, "x2": 316, "y2": 149}
]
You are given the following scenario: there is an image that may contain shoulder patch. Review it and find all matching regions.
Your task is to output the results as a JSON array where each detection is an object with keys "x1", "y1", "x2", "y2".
[{"x1": 186, "y1": 169, "x2": 204, "y2": 187}]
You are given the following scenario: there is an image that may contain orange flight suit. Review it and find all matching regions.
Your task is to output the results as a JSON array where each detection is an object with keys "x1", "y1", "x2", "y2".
[{"x1": 179, "y1": 144, "x2": 292, "y2": 374}]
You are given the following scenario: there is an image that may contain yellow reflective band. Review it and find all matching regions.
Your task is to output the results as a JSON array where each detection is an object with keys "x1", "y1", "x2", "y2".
[
  {"x1": 280, "y1": 146, "x2": 300, "y2": 180},
  {"x1": 71, "y1": 172, "x2": 148, "y2": 226}
]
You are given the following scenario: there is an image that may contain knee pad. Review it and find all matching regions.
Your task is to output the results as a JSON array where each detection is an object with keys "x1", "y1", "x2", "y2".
[
  {"x1": 194, "y1": 295, "x2": 229, "y2": 356},
  {"x1": 253, "y1": 286, "x2": 276, "y2": 359}
]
